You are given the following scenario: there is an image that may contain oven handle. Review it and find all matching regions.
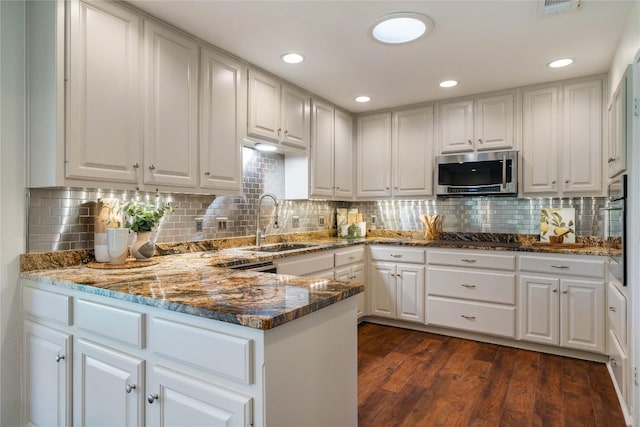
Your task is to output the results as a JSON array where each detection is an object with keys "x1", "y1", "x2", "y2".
[
  {"x1": 502, "y1": 154, "x2": 507, "y2": 189},
  {"x1": 599, "y1": 207, "x2": 622, "y2": 211}
]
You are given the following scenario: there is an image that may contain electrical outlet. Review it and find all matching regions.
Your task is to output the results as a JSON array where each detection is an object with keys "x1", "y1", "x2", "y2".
[
  {"x1": 371, "y1": 214, "x2": 377, "y2": 225},
  {"x1": 217, "y1": 217, "x2": 228, "y2": 231},
  {"x1": 292, "y1": 216, "x2": 300, "y2": 228},
  {"x1": 318, "y1": 215, "x2": 325, "y2": 227},
  {"x1": 195, "y1": 217, "x2": 203, "y2": 232}
]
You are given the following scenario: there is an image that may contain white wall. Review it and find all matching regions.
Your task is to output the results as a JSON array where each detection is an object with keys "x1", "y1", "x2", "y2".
[
  {"x1": 0, "y1": 0, "x2": 26, "y2": 425},
  {"x1": 609, "y1": 0, "x2": 640, "y2": 96}
]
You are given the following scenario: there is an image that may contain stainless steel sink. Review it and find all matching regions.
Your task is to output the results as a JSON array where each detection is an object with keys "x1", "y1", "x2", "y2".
[{"x1": 252, "y1": 243, "x2": 320, "y2": 253}]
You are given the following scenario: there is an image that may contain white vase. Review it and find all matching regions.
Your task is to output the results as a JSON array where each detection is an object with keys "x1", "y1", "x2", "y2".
[
  {"x1": 107, "y1": 228, "x2": 129, "y2": 265},
  {"x1": 130, "y1": 231, "x2": 155, "y2": 261}
]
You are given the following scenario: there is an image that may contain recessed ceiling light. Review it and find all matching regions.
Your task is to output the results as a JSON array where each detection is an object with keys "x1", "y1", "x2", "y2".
[
  {"x1": 254, "y1": 143, "x2": 278, "y2": 152},
  {"x1": 281, "y1": 53, "x2": 304, "y2": 64},
  {"x1": 439, "y1": 80, "x2": 458, "y2": 88},
  {"x1": 371, "y1": 12, "x2": 434, "y2": 44},
  {"x1": 547, "y1": 58, "x2": 574, "y2": 68},
  {"x1": 355, "y1": 96, "x2": 371, "y2": 103}
]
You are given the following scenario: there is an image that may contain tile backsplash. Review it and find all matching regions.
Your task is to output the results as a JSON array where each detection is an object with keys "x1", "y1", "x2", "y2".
[{"x1": 27, "y1": 147, "x2": 607, "y2": 252}]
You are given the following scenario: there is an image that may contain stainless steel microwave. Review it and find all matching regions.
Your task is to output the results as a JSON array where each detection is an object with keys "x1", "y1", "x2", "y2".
[{"x1": 435, "y1": 150, "x2": 518, "y2": 196}]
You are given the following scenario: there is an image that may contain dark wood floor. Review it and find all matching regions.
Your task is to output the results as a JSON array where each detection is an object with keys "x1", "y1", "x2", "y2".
[{"x1": 358, "y1": 322, "x2": 625, "y2": 427}]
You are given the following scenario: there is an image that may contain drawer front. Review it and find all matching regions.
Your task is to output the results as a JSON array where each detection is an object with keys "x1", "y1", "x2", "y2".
[
  {"x1": 335, "y1": 247, "x2": 365, "y2": 267},
  {"x1": 519, "y1": 255, "x2": 605, "y2": 279},
  {"x1": 23, "y1": 285, "x2": 72, "y2": 325},
  {"x1": 77, "y1": 299, "x2": 144, "y2": 348},
  {"x1": 427, "y1": 296, "x2": 516, "y2": 338},
  {"x1": 609, "y1": 329, "x2": 628, "y2": 402},
  {"x1": 152, "y1": 317, "x2": 253, "y2": 384},
  {"x1": 427, "y1": 267, "x2": 516, "y2": 305},
  {"x1": 607, "y1": 282, "x2": 627, "y2": 346},
  {"x1": 276, "y1": 253, "x2": 334, "y2": 276},
  {"x1": 428, "y1": 250, "x2": 515, "y2": 271},
  {"x1": 369, "y1": 247, "x2": 425, "y2": 264}
]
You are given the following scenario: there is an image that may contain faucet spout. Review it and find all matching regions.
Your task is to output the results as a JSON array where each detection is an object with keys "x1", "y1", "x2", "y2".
[{"x1": 256, "y1": 193, "x2": 280, "y2": 247}]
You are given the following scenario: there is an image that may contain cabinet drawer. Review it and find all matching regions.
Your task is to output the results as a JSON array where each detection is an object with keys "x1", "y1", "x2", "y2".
[
  {"x1": 519, "y1": 255, "x2": 605, "y2": 279},
  {"x1": 276, "y1": 252, "x2": 334, "y2": 276},
  {"x1": 607, "y1": 282, "x2": 627, "y2": 346},
  {"x1": 77, "y1": 299, "x2": 145, "y2": 348},
  {"x1": 609, "y1": 329, "x2": 627, "y2": 402},
  {"x1": 370, "y1": 247, "x2": 425, "y2": 264},
  {"x1": 23, "y1": 285, "x2": 72, "y2": 325},
  {"x1": 335, "y1": 247, "x2": 365, "y2": 267},
  {"x1": 152, "y1": 317, "x2": 253, "y2": 384},
  {"x1": 428, "y1": 250, "x2": 515, "y2": 271},
  {"x1": 427, "y1": 267, "x2": 516, "y2": 305},
  {"x1": 427, "y1": 296, "x2": 516, "y2": 338}
]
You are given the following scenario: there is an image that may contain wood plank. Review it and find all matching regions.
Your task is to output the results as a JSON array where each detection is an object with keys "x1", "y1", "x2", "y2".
[
  {"x1": 532, "y1": 354, "x2": 564, "y2": 427},
  {"x1": 496, "y1": 349, "x2": 540, "y2": 426},
  {"x1": 561, "y1": 358, "x2": 597, "y2": 426},
  {"x1": 373, "y1": 383, "x2": 425, "y2": 426},
  {"x1": 586, "y1": 363, "x2": 626, "y2": 427}
]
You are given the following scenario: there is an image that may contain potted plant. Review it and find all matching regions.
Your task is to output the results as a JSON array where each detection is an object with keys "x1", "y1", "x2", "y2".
[{"x1": 120, "y1": 200, "x2": 172, "y2": 260}]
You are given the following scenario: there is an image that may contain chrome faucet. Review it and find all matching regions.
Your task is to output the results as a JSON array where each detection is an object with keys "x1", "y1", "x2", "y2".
[{"x1": 256, "y1": 193, "x2": 279, "y2": 247}]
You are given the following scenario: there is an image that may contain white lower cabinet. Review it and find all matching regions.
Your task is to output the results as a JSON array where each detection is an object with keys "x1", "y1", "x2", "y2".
[
  {"x1": 335, "y1": 263, "x2": 366, "y2": 317},
  {"x1": 23, "y1": 320, "x2": 72, "y2": 427},
  {"x1": 75, "y1": 339, "x2": 144, "y2": 427},
  {"x1": 519, "y1": 275, "x2": 605, "y2": 353}
]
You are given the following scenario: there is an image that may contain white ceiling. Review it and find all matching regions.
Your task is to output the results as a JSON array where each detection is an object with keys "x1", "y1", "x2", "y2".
[{"x1": 128, "y1": 0, "x2": 634, "y2": 113}]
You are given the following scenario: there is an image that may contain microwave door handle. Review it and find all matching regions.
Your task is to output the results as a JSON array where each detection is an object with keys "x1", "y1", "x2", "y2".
[{"x1": 502, "y1": 154, "x2": 507, "y2": 189}]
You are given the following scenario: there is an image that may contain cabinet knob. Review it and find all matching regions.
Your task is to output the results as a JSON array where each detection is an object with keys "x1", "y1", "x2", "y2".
[
  {"x1": 552, "y1": 289, "x2": 558, "y2": 293},
  {"x1": 468, "y1": 140, "x2": 473, "y2": 144},
  {"x1": 147, "y1": 394, "x2": 159, "y2": 404},
  {"x1": 552, "y1": 180, "x2": 556, "y2": 184},
  {"x1": 284, "y1": 129, "x2": 289, "y2": 135},
  {"x1": 611, "y1": 358, "x2": 618, "y2": 366},
  {"x1": 608, "y1": 158, "x2": 615, "y2": 163},
  {"x1": 277, "y1": 128, "x2": 282, "y2": 136},
  {"x1": 55, "y1": 353, "x2": 65, "y2": 363},
  {"x1": 478, "y1": 139, "x2": 483, "y2": 143},
  {"x1": 125, "y1": 384, "x2": 136, "y2": 394},
  {"x1": 562, "y1": 290, "x2": 568, "y2": 294},
  {"x1": 132, "y1": 162, "x2": 139, "y2": 169},
  {"x1": 149, "y1": 164, "x2": 155, "y2": 171},
  {"x1": 564, "y1": 180, "x2": 569, "y2": 184},
  {"x1": 204, "y1": 172, "x2": 210, "y2": 176},
  {"x1": 336, "y1": 186, "x2": 340, "y2": 190},
  {"x1": 609, "y1": 306, "x2": 617, "y2": 312}
]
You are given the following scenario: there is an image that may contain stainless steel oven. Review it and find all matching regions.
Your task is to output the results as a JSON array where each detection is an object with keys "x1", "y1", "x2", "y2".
[
  {"x1": 603, "y1": 175, "x2": 627, "y2": 286},
  {"x1": 228, "y1": 261, "x2": 278, "y2": 273}
]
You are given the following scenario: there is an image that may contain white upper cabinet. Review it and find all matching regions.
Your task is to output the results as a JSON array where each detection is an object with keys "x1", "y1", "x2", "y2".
[
  {"x1": 199, "y1": 47, "x2": 244, "y2": 195},
  {"x1": 248, "y1": 69, "x2": 310, "y2": 151},
  {"x1": 393, "y1": 106, "x2": 435, "y2": 197},
  {"x1": 608, "y1": 75, "x2": 627, "y2": 178},
  {"x1": 66, "y1": 0, "x2": 141, "y2": 184},
  {"x1": 522, "y1": 76, "x2": 604, "y2": 197},
  {"x1": 439, "y1": 92, "x2": 514, "y2": 154},
  {"x1": 562, "y1": 80, "x2": 603, "y2": 194},
  {"x1": 310, "y1": 100, "x2": 354, "y2": 199},
  {"x1": 357, "y1": 113, "x2": 392, "y2": 197},
  {"x1": 143, "y1": 21, "x2": 199, "y2": 188}
]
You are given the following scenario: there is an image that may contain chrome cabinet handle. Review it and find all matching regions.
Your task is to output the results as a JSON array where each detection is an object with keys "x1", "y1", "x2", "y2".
[
  {"x1": 149, "y1": 164, "x2": 155, "y2": 171},
  {"x1": 132, "y1": 162, "x2": 139, "y2": 169},
  {"x1": 468, "y1": 139, "x2": 473, "y2": 144},
  {"x1": 147, "y1": 394, "x2": 159, "y2": 404},
  {"x1": 126, "y1": 384, "x2": 136, "y2": 394},
  {"x1": 611, "y1": 358, "x2": 618, "y2": 366},
  {"x1": 284, "y1": 129, "x2": 289, "y2": 135},
  {"x1": 335, "y1": 186, "x2": 340, "y2": 190},
  {"x1": 348, "y1": 256, "x2": 355, "y2": 260},
  {"x1": 385, "y1": 187, "x2": 390, "y2": 190},
  {"x1": 461, "y1": 315, "x2": 476, "y2": 320},
  {"x1": 552, "y1": 180, "x2": 556, "y2": 184},
  {"x1": 562, "y1": 290, "x2": 568, "y2": 294},
  {"x1": 565, "y1": 180, "x2": 570, "y2": 184},
  {"x1": 552, "y1": 289, "x2": 558, "y2": 293},
  {"x1": 277, "y1": 128, "x2": 282, "y2": 136},
  {"x1": 551, "y1": 265, "x2": 569, "y2": 269},
  {"x1": 204, "y1": 172, "x2": 210, "y2": 176},
  {"x1": 390, "y1": 254, "x2": 402, "y2": 258},
  {"x1": 461, "y1": 259, "x2": 476, "y2": 263},
  {"x1": 609, "y1": 306, "x2": 617, "y2": 312},
  {"x1": 478, "y1": 139, "x2": 483, "y2": 144},
  {"x1": 608, "y1": 158, "x2": 615, "y2": 163},
  {"x1": 461, "y1": 284, "x2": 476, "y2": 288},
  {"x1": 55, "y1": 353, "x2": 65, "y2": 363}
]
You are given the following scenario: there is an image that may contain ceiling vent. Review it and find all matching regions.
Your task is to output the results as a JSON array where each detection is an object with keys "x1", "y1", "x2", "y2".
[{"x1": 539, "y1": 0, "x2": 581, "y2": 16}]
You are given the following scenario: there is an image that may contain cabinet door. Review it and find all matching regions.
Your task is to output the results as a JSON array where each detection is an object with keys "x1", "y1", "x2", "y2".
[
  {"x1": 396, "y1": 264, "x2": 425, "y2": 323},
  {"x1": 608, "y1": 76, "x2": 626, "y2": 178},
  {"x1": 281, "y1": 85, "x2": 310, "y2": 150},
  {"x1": 474, "y1": 93, "x2": 514, "y2": 151},
  {"x1": 521, "y1": 86, "x2": 559, "y2": 194},
  {"x1": 560, "y1": 278, "x2": 605, "y2": 353},
  {"x1": 76, "y1": 339, "x2": 144, "y2": 427},
  {"x1": 67, "y1": 0, "x2": 140, "y2": 183},
  {"x1": 356, "y1": 113, "x2": 392, "y2": 197},
  {"x1": 352, "y1": 263, "x2": 367, "y2": 317},
  {"x1": 334, "y1": 109, "x2": 354, "y2": 199},
  {"x1": 393, "y1": 106, "x2": 434, "y2": 197},
  {"x1": 144, "y1": 21, "x2": 199, "y2": 188},
  {"x1": 518, "y1": 275, "x2": 559, "y2": 345},
  {"x1": 248, "y1": 69, "x2": 281, "y2": 141},
  {"x1": 369, "y1": 262, "x2": 396, "y2": 318},
  {"x1": 438, "y1": 99, "x2": 474, "y2": 153},
  {"x1": 24, "y1": 321, "x2": 72, "y2": 427},
  {"x1": 309, "y1": 100, "x2": 335, "y2": 198},
  {"x1": 562, "y1": 79, "x2": 603, "y2": 194},
  {"x1": 199, "y1": 47, "x2": 244, "y2": 194},
  {"x1": 146, "y1": 365, "x2": 252, "y2": 427}
]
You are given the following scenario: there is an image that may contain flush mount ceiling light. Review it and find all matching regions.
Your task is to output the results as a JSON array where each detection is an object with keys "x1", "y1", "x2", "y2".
[
  {"x1": 439, "y1": 80, "x2": 458, "y2": 88},
  {"x1": 371, "y1": 12, "x2": 434, "y2": 44},
  {"x1": 281, "y1": 53, "x2": 304, "y2": 64},
  {"x1": 254, "y1": 143, "x2": 278, "y2": 152},
  {"x1": 355, "y1": 96, "x2": 371, "y2": 103},
  {"x1": 547, "y1": 58, "x2": 574, "y2": 68}
]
